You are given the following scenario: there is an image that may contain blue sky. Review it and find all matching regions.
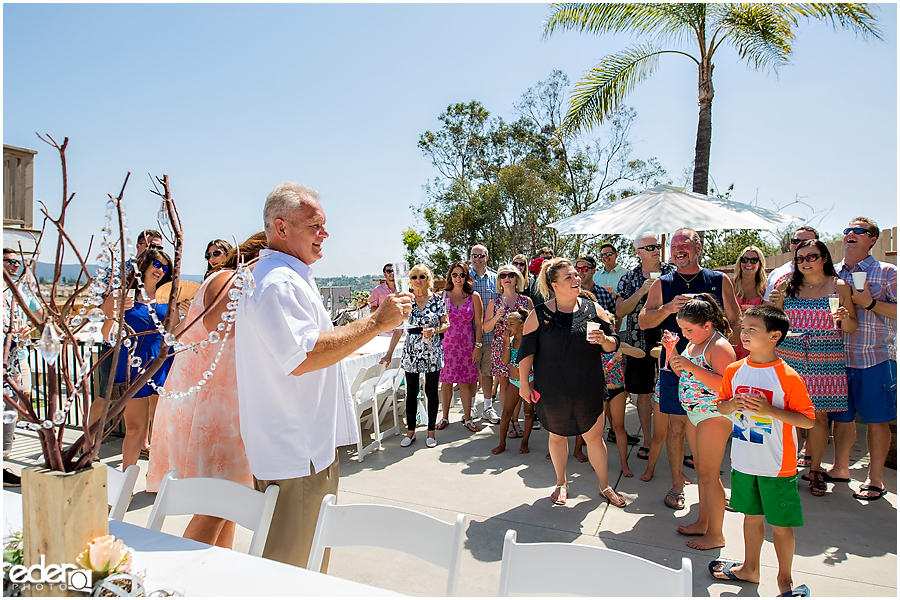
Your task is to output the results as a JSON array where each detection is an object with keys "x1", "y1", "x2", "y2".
[{"x1": 4, "y1": 3, "x2": 896, "y2": 277}]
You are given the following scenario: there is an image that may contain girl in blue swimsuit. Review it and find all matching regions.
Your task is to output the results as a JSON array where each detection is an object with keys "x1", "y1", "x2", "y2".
[{"x1": 491, "y1": 308, "x2": 534, "y2": 455}]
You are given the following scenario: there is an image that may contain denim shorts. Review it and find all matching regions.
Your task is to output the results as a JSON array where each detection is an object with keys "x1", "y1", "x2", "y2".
[{"x1": 830, "y1": 360, "x2": 897, "y2": 424}]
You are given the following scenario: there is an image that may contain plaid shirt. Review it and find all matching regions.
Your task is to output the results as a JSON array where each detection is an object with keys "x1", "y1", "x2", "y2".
[
  {"x1": 617, "y1": 262, "x2": 676, "y2": 351},
  {"x1": 589, "y1": 284, "x2": 617, "y2": 316},
  {"x1": 835, "y1": 255, "x2": 897, "y2": 369},
  {"x1": 470, "y1": 267, "x2": 497, "y2": 344}
]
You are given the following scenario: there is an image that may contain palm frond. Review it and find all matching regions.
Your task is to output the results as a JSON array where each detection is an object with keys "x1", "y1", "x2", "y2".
[
  {"x1": 560, "y1": 44, "x2": 694, "y2": 137},
  {"x1": 784, "y1": 3, "x2": 883, "y2": 40},
  {"x1": 544, "y1": 3, "x2": 702, "y2": 45},
  {"x1": 714, "y1": 4, "x2": 796, "y2": 69}
]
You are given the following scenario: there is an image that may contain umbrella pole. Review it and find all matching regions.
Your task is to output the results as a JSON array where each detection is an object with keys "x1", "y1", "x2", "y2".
[{"x1": 661, "y1": 233, "x2": 667, "y2": 262}]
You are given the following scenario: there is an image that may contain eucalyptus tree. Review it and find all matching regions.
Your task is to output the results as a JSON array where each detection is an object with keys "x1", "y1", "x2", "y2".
[{"x1": 544, "y1": 3, "x2": 881, "y2": 195}]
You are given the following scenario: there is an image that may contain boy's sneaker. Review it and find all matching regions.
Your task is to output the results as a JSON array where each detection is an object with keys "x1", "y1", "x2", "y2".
[{"x1": 483, "y1": 407, "x2": 501, "y2": 424}]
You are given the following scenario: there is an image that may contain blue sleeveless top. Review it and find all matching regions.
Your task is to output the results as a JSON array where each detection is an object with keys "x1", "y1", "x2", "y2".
[{"x1": 657, "y1": 268, "x2": 725, "y2": 362}]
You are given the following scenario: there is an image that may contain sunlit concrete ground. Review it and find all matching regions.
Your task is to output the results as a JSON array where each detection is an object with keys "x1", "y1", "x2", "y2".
[{"x1": 4, "y1": 393, "x2": 896, "y2": 597}]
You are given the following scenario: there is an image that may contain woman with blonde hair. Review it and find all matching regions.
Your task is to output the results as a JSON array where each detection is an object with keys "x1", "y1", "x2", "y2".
[
  {"x1": 484, "y1": 264, "x2": 533, "y2": 437},
  {"x1": 730, "y1": 245, "x2": 767, "y2": 359},
  {"x1": 512, "y1": 254, "x2": 530, "y2": 287},
  {"x1": 382, "y1": 264, "x2": 449, "y2": 448},
  {"x1": 517, "y1": 258, "x2": 625, "y2": 507}
]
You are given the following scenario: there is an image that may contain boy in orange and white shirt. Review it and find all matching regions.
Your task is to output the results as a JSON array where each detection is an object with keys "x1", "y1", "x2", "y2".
[{"x1": 711, "y1": 305, "x2": 815, "y2": 597}]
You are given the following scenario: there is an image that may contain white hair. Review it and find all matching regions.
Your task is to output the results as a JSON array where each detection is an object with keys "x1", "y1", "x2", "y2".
[
  {"x1": 634, "y1": 231, "x2": 658, "y2": 248},
  {"x1": 263, "y1": 182, "x2": 320, "y2": 236}
]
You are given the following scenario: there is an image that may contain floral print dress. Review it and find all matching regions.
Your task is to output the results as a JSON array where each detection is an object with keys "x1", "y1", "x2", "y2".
[{"x1": 489, "y1": 294, "x2": 530, "y2": 377}]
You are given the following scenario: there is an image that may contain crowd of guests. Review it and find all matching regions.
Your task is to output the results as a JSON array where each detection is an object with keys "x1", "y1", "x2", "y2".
[{"x1": 59, "y1": 196, "x2": 893, "y2": 596}]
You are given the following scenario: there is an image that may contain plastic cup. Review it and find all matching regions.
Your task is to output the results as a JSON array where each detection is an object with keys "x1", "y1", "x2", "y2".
[
  {"x1": 852, "y1": 271, "x2": 866, "y2": 291},
  {"x1": 586, "y1": 321, "x2": 600, "y2": 341}
]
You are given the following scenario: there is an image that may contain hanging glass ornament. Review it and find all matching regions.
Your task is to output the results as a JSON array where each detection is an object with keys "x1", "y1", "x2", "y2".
[{"x1": 38, "y1": 323, "x2": 61, "y2": 363}]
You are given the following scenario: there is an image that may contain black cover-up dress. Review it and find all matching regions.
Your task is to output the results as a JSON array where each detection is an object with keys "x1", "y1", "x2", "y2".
[{"x1": 518, "y1": 300, "x2": 617, "y2": 436}]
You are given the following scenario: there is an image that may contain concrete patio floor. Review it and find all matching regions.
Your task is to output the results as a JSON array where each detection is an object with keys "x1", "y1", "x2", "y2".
[{"x1": 4, "y1": 395, "x2": 896, "y2": 597}]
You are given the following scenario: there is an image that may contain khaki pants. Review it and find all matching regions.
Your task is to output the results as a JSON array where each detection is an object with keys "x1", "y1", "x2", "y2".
[{"x1": 254, "y1": 453, "x2": 339, "y2": 571}]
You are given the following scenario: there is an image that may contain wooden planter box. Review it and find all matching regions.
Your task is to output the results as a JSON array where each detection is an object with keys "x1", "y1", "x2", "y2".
[{"x1": 21, "y1": 464, "x2": 108, "y2": 597}]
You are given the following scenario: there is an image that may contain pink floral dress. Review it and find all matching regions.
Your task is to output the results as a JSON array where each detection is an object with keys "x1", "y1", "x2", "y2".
[
  {"x1": 439, "y1": 293, "x2": 479, "y2": 384},
  {"x1": 147, "y1": 271, "x2": 253, "y2": 493},
  {"x1": 489, "y1": 294, "x2": 530, "y2": 377}
]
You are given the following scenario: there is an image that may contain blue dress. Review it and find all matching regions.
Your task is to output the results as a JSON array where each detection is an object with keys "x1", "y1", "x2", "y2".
[{"x1": 114, "y1": 301, "x2": 173, "y2": 397}]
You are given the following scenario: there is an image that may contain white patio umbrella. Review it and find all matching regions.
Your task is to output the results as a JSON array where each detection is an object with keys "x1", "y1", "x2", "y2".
[{"x1": 549, "y1": 184, "x2": 800, "y2": 238}]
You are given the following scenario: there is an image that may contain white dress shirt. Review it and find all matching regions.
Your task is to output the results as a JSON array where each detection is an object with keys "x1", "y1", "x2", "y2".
[
  {"x1": 236, "y1": 249, "x2": 358, "y2": 481},
  {"x1": 763, "y1": 262, "x2": 794, "y2": 301}
]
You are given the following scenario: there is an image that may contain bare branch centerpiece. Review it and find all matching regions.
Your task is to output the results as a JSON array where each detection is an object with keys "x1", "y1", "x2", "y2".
[{"x1": 2, "y1": 135, "x2": 253, "y2": 596}]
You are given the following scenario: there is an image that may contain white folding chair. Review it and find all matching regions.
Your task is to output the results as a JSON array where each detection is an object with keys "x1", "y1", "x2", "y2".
[
  {"x1": 498, "y1": 529, "x2": 692, "y2": 597},
  {"x1": 350, "y1": 363, "x2": 386, "y2": 462},
  {"x1": 146, "y1": 471, "x2": 279, "y2": 557},
  {"x1": 106, "y1": 464, "x2": 139, "y2": 521},
  {"x1": 373, "y1": 367, "x2": 404, "y2": 440},
  {"x1": 308, "y1": 494, "x2": 467, "y2": 596}
]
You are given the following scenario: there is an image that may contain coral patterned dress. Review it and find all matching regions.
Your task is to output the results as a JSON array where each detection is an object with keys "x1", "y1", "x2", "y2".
[
  {"x1": 439, "y1": 293, "x2": 478, "y2": 384},
  {"x1": 147, "y1": 271, "x2": 253, "y2": 493},
  {"x1": 489, "y1": 294, "x2": 531, "y2": 377},
  {"x1": 775, "y1": 295, "x2": 848, "y2": 412}
]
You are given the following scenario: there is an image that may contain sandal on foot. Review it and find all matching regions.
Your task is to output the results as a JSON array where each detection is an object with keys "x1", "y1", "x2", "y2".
[
  {"x1": 778, "y1": 584, "x2": 810, "y2": 597},
  {"x1": 636, "y1": 446, "x2": 650, "y2": 460},
  {"x1": 464, "y1": 419, "x2": 481, "y2": 433},
  {"x1": 683, "y1": 455, "x2": 694, "y2": 470},
  {"x1": 797, "y1": 454, "x2": 812, "y2": 468},
  {"x1": 550, "y1": 484, "x2": 568, "y2": 505},
  {"x1": 435, "y1": 418, "x2": 448, "y2": 430},
  {"x1": 665, "y1": 489, "x2": 685, "y2": 510},
  {"x1": 853, "y1": 484, "x2": 887, "y2": 501},
  {"x1": 807, "y1": 470, "x2": 826, "y2": 496},
  {"x1": 515, "y1": 422, "x2": 525, "y2": 437},
  {"x1": 708, "y1": 560, "x2": 743, "y2": 581},
  {"x1": 601, "y1": 485, "x2": 626, "y2": 508}
]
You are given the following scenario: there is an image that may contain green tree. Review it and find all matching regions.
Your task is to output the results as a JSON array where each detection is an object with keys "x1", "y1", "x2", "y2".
[{"x1": 544, "y1": 3, "x2": 881, "y2": 195}]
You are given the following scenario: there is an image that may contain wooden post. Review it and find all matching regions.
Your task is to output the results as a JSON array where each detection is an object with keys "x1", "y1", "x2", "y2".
[{"x1": 21, "y1": 465, "x2": 108, "y2": 597}]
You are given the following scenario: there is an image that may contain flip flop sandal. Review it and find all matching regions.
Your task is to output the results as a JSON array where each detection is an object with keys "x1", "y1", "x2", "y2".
[
  {"x1": 507, "y1": 423, "x2": 519, "y2": 438},
  {"x1": 636, "y1": 446, "x2": 650, "y2": 460},
  {"x1": 601, "y1": 485, "x2": 626, "y2": 508},
  {"x1": 807, "y1": 470, "x2": 826, "y2": 496},
  {"x1": 515, "y1": 422, "x2": 525, "y2": 438},
  {"x1": 435, "y1": 418, "x2": 449, "y2": 430},
  {"x1": 708, "y1": 560, "x2": 743, "y2": 581},
  {"x1": 464, "y1": 419, "x2": 481, "y2": 433},
  {"x1": 665, "y1": 489, "x2": 685, "y2": 510},
  {"x1": 551, "y1": 484, "x2": 568, "y2": 505},
  {"x1": 821, "y1": 471, "x2": 850, "y2": 483},
  {"x1": 778, "y1": 584, "x2": 810, "y2": 597},
  {"x1": 683, "y1": 455, "x2": 695, "y2": 470},
  {"x1": 853, "y1": 484, "x2": 887, "y2": 501},
  {"x1": 797, "y1": 454, "x2": 812, "y2": 468}
]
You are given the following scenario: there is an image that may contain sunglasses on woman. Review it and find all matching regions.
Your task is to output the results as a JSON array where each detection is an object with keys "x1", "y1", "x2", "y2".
[
  {"x1": 794, "y1": 253, "x2": 822, "y2": 265},
  {"x1": 512, "y1": 262, "x2": 526, "y2": 269},
  {"x1": 739, "y1": 256, "x2": 759, "y2": 265},
  {"x1": 410, "y1": 274, "x2": 426, "y2": 280},
  {"x1": 498, "y1": 272, "x2": 516, "y2": 279},
  {"x1": 204, "y1": 249, "x2": 223, "y2": 260},
  {"x1": 450, "y1": 272, "x2": 467, "y2": 279},
  {"x1": 152, "y1": 259, "x2": 171, "y2": 274}
]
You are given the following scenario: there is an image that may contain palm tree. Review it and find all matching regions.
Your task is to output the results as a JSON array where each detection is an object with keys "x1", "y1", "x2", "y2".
[{"x1": 544, "y1": 3, "x2": 881, "y2": 194}]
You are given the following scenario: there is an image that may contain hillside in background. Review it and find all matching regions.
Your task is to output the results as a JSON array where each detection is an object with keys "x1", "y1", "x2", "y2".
[
  {"x1": 317, "y1": 274, "x2": 380, "y2": 295},
  {"x1": 34, "y1": 262, "x2": 203, "y2": 284}
]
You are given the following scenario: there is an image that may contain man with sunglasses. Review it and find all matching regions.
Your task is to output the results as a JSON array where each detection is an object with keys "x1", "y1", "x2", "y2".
[
  {"x1": 764, "y1": 226, "x2": 818, "y2": 301},
  {"x1": 367, "y1": 263, "x2": 397, "y2": 311},
  {"x1": 236, "y1": 182, "x2": 412, "y2": 570},
  {"x1": 3, "y1": 249, "x2": 42, "y2": 487},
  {"x1": 826, "y1": 217, "x2": 897, "y2": 501},
  {"x1": 469, "y1": 244, "x2": 501, "y2": 423},
  {"x1": 593, "y1": 243, "x2": 626, "y2": 293},
  {"x1": 615, "y1": 234, "x2": 675, "y2": 460}
]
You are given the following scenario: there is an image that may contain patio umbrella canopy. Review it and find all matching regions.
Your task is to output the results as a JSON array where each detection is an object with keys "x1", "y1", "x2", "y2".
[{"x1": 549, "y1": 185, "x2": 800, "y2": 238}]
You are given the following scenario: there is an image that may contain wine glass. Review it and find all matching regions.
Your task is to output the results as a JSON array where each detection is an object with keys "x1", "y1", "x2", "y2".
[
  {"x1": 393, "y1": 261, "x2": 411, "y2": 330},
  {"x1": 828, "y1": 295, "x2": 841, "y2": 329}
]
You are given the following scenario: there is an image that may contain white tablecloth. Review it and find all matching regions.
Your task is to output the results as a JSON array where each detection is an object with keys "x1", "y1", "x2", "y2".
[
  {"x1": 3, "y1": 490, "x2": 400, "y2": 597},
  {"x1": 342, "y1": 333, "x2": 401, "y2": 380}
]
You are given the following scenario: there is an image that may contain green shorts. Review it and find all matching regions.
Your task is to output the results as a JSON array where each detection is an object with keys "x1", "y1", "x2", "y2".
[{"x1": 730, "y1": 469, "x2": 803, "y2": 528}]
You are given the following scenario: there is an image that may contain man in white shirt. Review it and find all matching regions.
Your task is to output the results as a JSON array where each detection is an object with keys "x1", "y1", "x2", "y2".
[
  {"x1": 236, "y1": 182, "x2": 411, "y2": 570},
  {"x1": 763, "y1": 226, "x2": 818, "y2": 300}
]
